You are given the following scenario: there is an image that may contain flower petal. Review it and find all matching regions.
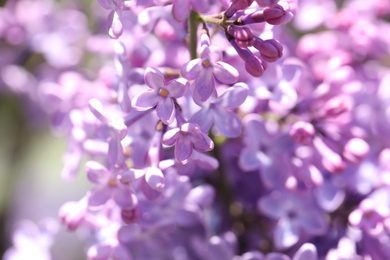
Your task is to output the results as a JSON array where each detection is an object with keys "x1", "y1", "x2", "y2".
[
  {"x1": 88, "y1": 186, "x2": 112, "y2": 207},
  {"x1": 141, "y1": 178, "x2": 162, "y2": 201},
  {"x1": 131, "y1": 89, "x2": 159, "y2": 111},
  {"x1": 213, "y1": 109, "x2": 242, "y2": 138},
  {"x1": 293, "y1": 243, "x2": 318, "y2": 260},
  {"x1": 144, "y1": 67, "x2": 165, "y2": 90},
  {"x1": 162, "y1": 128, "x2": 181, "y2": 146},
  {"x1": 194, "y1": 68, "x2": 215, "y2": 101},
  {"x1": 156, "y1": 98, "x2": 175, "y2": 125},
  {"x1": 238, "y1": 147, "x2": 261, "y2": 171},
  {"x1": 145, "y1": 167, "x2": 165, "y2": 192},
  {"x1": 189, "y1": 108, "x2": 213, "y2": 133},
  {"x1": 274, "y1": 218, "x2": 300, "y2": 250},
  {"x1": 213, "y1": 62, "x2": 239, "y2": 84},
  {"x1": 172, "y1": 0, "x2": 191, "y2": 22},
  {"x1": 113, "y1": 185, "x2": 138, "y2": 208},
  {"x1": 165, "y1": 78, "x2": 188, "y2": 98},
  {"x1": 175, "y1": 136, "x2": 193, "y2": 164},
  {"x1": 215, "y1": 83, "x2": 249, "y2": 109},
  {"x1": 190, "y1": 132, "x2": 214, "y2": 152},
  {"x1": 85, "y1": 161, "x2": 111, "y2": 185},
  {"x1": 118, "y1": 168, "x2": 146, "y2": 184},
  {"x1": 181, "y1": 59, "x2": 202, "y2": 80}
]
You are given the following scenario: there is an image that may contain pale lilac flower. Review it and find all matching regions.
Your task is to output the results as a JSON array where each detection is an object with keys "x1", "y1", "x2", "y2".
[
  {"x1": 181, "y1": 32, "x2": 239, "y2": 101},
  {"x1": 132, "y1": 67, "x2": 189, "y2": 125},
  {"x1": 85, "y1": 161, "x2": 138, "y2": 208},
  {"x1": 189, "y1": 82, "x2": 248, "y2": 137},
  {"x1": 162, "y1": 122, "x2": 214, "y2": 164},
  {"x1": 97, "y1": 0, "x2": 132, "y2": 38},
  {"x1": 258, "y1": 190, "x2": 327, "y2": 249}
]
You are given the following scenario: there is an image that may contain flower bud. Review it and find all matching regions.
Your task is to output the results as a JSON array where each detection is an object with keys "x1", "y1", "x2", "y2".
[
  {"x1": 240, "y1": 11, "x2": 265, "y2": 24},
  {"x1": 245, "y1": 55, "x2": 267, "y2": 77},
  {"x1": 255, "y1": 0, "x2": 279, "y2": 7},
  {"x1": 263, "y1": 5, "x2": 287, "y2": 25},
  {"x1": 225, "y1": 0, "x2": 255, "y2": 18},
  {"x1": 230, "y1": 26, "x2": 255, "y2": 48},
  {"x1": 343, "y1": 138, "x2": 370, "y2": 164},
  {"x1": 253, "y1": 38, "x2": 283, "y2": 62},
  {"x1": 290, "y1": 121, "x2": 315, "y2": 145}
]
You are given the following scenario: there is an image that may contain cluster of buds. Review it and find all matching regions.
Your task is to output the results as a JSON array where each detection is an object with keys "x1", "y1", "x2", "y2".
[{"x1": 223, "y1": 0, "x2": 288, "y2": 77}]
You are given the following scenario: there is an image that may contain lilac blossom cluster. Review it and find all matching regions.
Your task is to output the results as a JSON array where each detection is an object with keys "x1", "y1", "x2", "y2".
[{"x1": 2, "y1": 0, "x2": 390, "y2": 259}]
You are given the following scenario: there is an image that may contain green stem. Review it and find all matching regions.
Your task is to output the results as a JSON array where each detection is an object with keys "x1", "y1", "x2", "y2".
[{"x1": 188, "y1": 10, "x2": 201, "y2": 60}]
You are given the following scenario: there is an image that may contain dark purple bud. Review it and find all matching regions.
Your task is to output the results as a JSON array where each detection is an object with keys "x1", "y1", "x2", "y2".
[
  {"x1": 255, "y1": 0, "x2": 279, "y2": 7},
  {"x1": 263, "y1": 5, "x2": 287, "y2": 25},
  {"x1": 240, "y1": 11, "x2": 265, "y2": 24},
  {"x1": 226, "y1": 0, "x2": 255, "y2": 18},
  {"x1": 290, "y1": 121, "x2": 315, "y2": 145},
  {"x1": 230, "y1": 26, "x2": 255, "y2": 48},
  {"x1": 253, "y1": 38, "x2": 283, "y2": 62},
  {"x1": 245, "y1": 55, "x2": 267, "y2": 77}
]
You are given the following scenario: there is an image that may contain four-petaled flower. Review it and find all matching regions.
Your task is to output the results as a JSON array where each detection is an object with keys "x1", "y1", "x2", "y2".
[
  {"x1": 181, "y1": 33, "x2": 239, "y2": 102},
  {"x1": 132, "y1": 67, "x2": 189, "y2": 125},
  {"x1": 162, "y1": 122, "x2": 214, "y2": 164}
]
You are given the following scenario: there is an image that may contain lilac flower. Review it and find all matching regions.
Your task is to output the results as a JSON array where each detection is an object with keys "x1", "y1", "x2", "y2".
[
  {"x1": 85, "y1": 161, "x2": 138, "y2": 208},
  {"x1": 181, "y1": 32, "x2": 239, "y2": 101},
  {"x1": 258, "y1": 190, "x2": 327, "y2": 249},
  {"x1": 189, "y1": 82, "x2": 248, "y2": 137},
  {"x1": 162, "y1": 122, "x2": 214, "y2": 164},
  {"x1": 97, "y1": 0, "x2": 132, "y2": 38},
  {"x1": 132, "y1": 67, "x2": 189, "y2": 125},
  {"x1": 3, "y1": 219, "x2": 59, "y2": 260}
]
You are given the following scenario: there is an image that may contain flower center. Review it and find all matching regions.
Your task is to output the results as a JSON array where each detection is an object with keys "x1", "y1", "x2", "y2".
[
  {"x1": 202, "y1": 60, "x2": 211, "y2": 67},
  {"x1": 159, "y1": 88, "x2": 169, "y2": 97},
  {"x1": 109, "y1": 179, "x2": 117, "y2": 187}
]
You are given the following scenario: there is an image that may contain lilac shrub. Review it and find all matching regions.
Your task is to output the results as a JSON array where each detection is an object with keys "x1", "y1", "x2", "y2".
[{"x1": 2, "y1": 0, "x2": 390, "y2": 259}]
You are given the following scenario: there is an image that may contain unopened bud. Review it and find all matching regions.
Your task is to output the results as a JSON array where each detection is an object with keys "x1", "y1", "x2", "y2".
[
  {"x1": 230, "y1": 26, "x2": 255, "y2": 48},
  {"x1": 343, "y1": 138, "x2": 370, "y2": 164},
  {"x1": 226, "y1": 0, "x2": 255, "y2": 18},
  {"x1": 253, "y1": 38, "x2": 283, "y2": 62},
  {"x1": 290, "y1": 121, "x2": 315, "y2": 145},
  {"x1": 263, "y1": 5, "x2": 287, "y2": 25},
  {"x1": 255, "y1": 0, "x2": 279, "y2": 7},
  {"x1": 240, "y1": 11, "x2": 265, "y2": 24},
  {"x1": 245, "y1": 55, "x2": 267, "y2": 77}
]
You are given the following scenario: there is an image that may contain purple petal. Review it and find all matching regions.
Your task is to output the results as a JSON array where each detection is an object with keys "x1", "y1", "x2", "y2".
[
  {"x1": 131, "y1": 89, "x2": 159, "y2": 111},
  {"x1": 298, "y1": 209, "x2": 327, "y2": 234},
  {"x1": 144, "y1": 67, "x2": 165, "y2": 90},
  {"x1": 145, "y1": 167, "x2": 165, "y2": 192},
  {"x1": 238, "y1": 147, "x2": 261, "y2": 171},
  {"x1": 175, "y1": 136, "x2": 193, "y2": 164},
  {"x1": 113, "y1": 185, "x2": 138, "y2": 208},
  {"x1": 189, "y1": 109, "x2": 213, "y2": 133},
  {"x1": 97, "y1": 0, "x2": 115, "y2": 9},
  {"x1": 194, "y1": 68, "x2": 215, "y2": 101},
  {"x1": 108, "y1": 134, "x2": 124, "y2": 166},
  {"x1": 174, "y1": 205, "x2": 200, "y2": 226},
  {"x1": 315, "y1": 180, "x2": 346, "y2": 212},
  {"x1": 165, "y1": 78, "x2": 188, "y2": 98},
  {"x1": 172, "y1": 0, "x2": 191, "y2": 22},
  {"x1": 141, "y1": 178, "x2": 162, "y2": 201},
  {"x1": 193, "y1": 151, "x2": 219, "y2": 170},
  {"x1": 213, "y1": 62, "x2": 239, "y2": 84},
  {"x1": 186, "y1": 184, "x2": 215, "y2": 206},
  {"x1": 88, "y1": 186, "x2": 112, "y2": 207},
  {"x1": 118, "y1": 169, "x2": 145, "y2": 184},
  {"x1": 112, "y1": 245, "x2": 133, "y2": 260},
  {"x1": 293, "y1": 243, "x2": 318, "y2": 260},
  {"x1": 215, "y1": 83, "x2": 249, "y2": 109},
  {"x1": 107, "y1": 10, "x2": 123, "y2": 39},
  {"x1": 213, "y1": 109, "x2": 242, "y2": 138},
  {"x1": 85, "y1": 161, "x2": 111, "y2": 185},
  {"x1": 191, "y1": 0, "x2": 209, "y2": 13},
  {"x1": 181, "y1": 59, "x2": 202, "y2": 80},
  {"x1": 89, "y1": 98, "x2": 109, "y2": 124},
  {"x1": 274, "y1": 218, "x2": 300, "y2": 250},
  {"x1": 191, "y1": 132, "x2": 214, "y2": 152},
  {"x1": 257, "y1": 192, "x2": 286, "y2": 219},
  {"x1": 156, "y1": 98, "x2": 175, "y2": 125},
  {"x1": 162, "y1": 128, "x2": 181, "y2": 146}
]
